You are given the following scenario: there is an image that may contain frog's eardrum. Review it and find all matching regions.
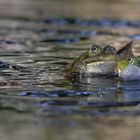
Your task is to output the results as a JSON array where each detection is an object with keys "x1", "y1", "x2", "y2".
[{"x1": 120, "y1": 64, "x2": 140, "y2": 81}]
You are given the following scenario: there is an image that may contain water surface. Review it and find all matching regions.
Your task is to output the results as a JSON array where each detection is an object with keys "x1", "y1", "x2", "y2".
[{"x1": 0, "y1": 0, "x2": 140, "y2": 140}]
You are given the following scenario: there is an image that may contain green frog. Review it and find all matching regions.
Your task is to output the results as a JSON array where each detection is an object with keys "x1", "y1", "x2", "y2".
[{"x1": 63, "y1": 41, "x2": 134, "y2": 78}]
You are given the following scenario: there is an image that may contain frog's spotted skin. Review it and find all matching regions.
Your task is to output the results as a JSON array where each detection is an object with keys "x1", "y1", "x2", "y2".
[{"x1": 63, "y1": 41, "x2": 134, "y2": 78}]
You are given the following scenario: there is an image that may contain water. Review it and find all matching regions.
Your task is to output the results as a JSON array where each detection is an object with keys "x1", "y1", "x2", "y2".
[{"x1": 0, "y1": 0, "x2": 140, "y2": 139}]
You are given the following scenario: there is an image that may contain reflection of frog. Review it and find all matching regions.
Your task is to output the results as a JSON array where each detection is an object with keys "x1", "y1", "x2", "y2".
[{"x1": 63, "y1": 41, "x2": 134, "y2": 78}]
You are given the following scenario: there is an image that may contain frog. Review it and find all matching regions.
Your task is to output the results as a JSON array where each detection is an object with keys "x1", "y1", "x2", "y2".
[
  {"x1": 117, "y1": 41, "x2": 134, "y2": 64},
  {"x1": 63, "y1": 41, "x2": 134, "y2": 78}
]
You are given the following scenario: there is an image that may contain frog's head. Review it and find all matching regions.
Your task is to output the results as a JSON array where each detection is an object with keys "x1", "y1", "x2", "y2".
[
  {"x1": 85, "y1": 41, "x2": 134, "y2": 76},
  {"x1": 117, "y1": 41, "x2": 134, "y2": 64},
  {"x1": 85, "y1": 44, "x2": 119, "y2": 75},
  {"x1": 87, "y1": 44, "x2": 118, "y2": 62}
]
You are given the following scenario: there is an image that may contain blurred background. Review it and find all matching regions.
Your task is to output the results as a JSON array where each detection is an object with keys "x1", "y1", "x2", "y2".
[{"x1": 0, "y1": 0, "x2": 139, "y2": 19}]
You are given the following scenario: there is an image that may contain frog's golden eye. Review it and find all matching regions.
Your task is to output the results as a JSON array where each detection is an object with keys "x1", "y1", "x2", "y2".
[{"x1": 127, "y1": 57, "x2": 134, "y2": 64}]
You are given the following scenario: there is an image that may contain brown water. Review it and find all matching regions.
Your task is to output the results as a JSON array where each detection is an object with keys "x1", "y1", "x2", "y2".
[{"x1": 0, "y1": 0, "x2": 140, "y2": 140}]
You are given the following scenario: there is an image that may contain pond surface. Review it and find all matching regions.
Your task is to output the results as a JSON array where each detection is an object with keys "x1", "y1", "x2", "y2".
[{"x1": 0, "y1": 0, "x2": 140, "y2": 139}]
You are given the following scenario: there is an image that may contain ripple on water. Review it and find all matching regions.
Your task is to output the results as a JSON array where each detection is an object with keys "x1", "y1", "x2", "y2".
[{"x1": 0, "y1": 15, "x2": 139, "y2": 117}]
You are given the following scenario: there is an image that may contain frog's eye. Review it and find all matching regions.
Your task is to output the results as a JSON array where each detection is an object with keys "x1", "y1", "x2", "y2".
[
  {"x1": 103, "y1": 45, "x2": 117, "y2": 55},
  {"x1": 127, "y1": 57, "x2": 134, "y2": 64},
  {"x1": 90, "y1": 45, "x2": 100, "y2": 54},
  {"x1": 91, "y1": 47, "x2": 98, "y2": 52}
]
